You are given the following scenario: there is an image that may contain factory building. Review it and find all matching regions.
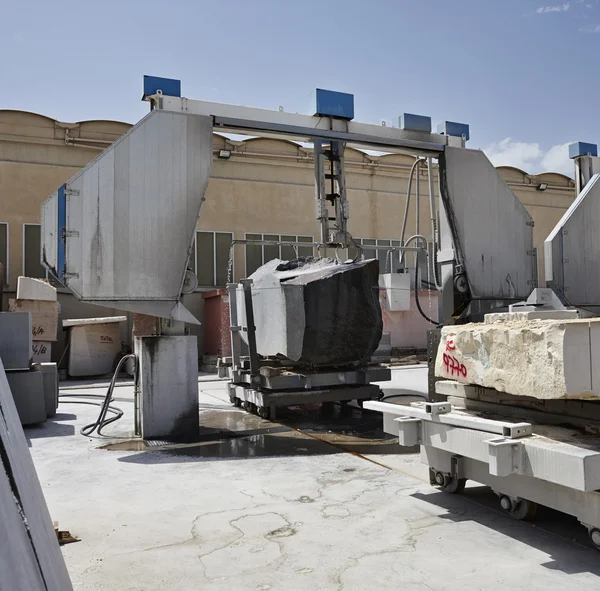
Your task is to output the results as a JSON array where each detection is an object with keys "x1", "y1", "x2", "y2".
[{"x1": 0, "y1": 109, "x2": 576, "y2": 359}]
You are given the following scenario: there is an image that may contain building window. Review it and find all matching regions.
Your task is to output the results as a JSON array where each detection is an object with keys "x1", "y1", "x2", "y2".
[
  {"x1": 194, "y1": 231, "x2": 234, "y2": 287},
  {"x1": 348, "y1": 238, "x2": 402, "y2": 273},
  {"x1": 23, "y1": 224, "x2": 47, "y2": 279},
  {"x1": 245, "y1": 234, "x2": 314, "y2": 277},
  {"x1": 0, "y1": 223, "x2": 7, "y2": 285}
]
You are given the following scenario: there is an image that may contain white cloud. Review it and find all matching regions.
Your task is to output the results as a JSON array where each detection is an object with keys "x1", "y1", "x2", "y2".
[
  {"x1": 580, "y1": 23, "x2": 600, "y2": 31},
  {"x1": 536, "y1": 2, "x2": 570, "y2": 12},
  {"x1": 484, "y1": 138, "x2": 573, "y2": 176}
]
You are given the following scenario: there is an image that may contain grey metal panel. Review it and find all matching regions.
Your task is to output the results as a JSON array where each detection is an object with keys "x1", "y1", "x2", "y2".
[
  {"x1": 545, "y1": 174, "x2": 600, "y2": 307},
  {"x1": 40, "y1": 192, "x2": 57, "y2": 273},
  {"x1": 440, "y1": 147, "x2": 534, "y2": 299},
  {"x1": 43, "y1": 110, "x2": 212, "y2": 321}
]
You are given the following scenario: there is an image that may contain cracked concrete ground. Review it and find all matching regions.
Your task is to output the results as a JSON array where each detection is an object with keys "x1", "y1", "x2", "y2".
[{"x1": 27, "y1": 367, "x2": 600, "y2": 590}]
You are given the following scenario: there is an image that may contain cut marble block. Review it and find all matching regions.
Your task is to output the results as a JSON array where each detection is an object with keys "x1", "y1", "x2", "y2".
[
  {"x1": 16, "y1": 276, "x2": 57, "y2": 301},
  {"x1": 435, "y1": 318, "x2": 600, "y2": 400},
  {"x1": 239, "y1": 257, "x2": 383, "y2": 367}
]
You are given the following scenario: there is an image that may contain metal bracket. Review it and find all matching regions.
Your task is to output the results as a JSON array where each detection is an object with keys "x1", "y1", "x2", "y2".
[
  {"x1": 486, "y1": 437, "x2": 522, "y2": 477},
  {"x1": 425, "y1": 402, "x2": 451, "y2": 416},
  {"x1": 61, "y1": 230, "x2": 79, "y2": 238},
  {"x1": 62, "y1": 272, "x2": 79, "y2": 279},
  {"x1": 64, "y1": 188, "x2": 80, "y2": 196},
  {"x1": 395, "y1": 417, "x2": 421, "y2": 447}
]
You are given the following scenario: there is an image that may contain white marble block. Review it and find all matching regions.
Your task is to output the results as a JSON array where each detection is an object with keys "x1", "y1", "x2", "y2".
[{"x1": 435, "y1": 318, "x2": 600, "y2": 400}]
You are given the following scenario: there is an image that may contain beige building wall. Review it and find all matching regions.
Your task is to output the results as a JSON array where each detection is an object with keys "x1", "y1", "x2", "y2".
[{"x1": 0, "y1": 109, "x2": 577, "y2": 358}]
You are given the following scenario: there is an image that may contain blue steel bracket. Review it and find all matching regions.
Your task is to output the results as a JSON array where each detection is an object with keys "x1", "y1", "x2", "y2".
[
  {"x1": 142, "y1": 75, "x2": 182, "y2": 100},
  {"x1": 569, "y1": 142, "x2": 598, "y2": 159},
  {"x1": 315, "y1": 89, "x2": 354, "y2": 120},
  {"x1": 437, "y1": 121, "x2": 470, "y2": 142},
  {"x1": 400, "y1": 113, "x2": 432, "y2": 133}
]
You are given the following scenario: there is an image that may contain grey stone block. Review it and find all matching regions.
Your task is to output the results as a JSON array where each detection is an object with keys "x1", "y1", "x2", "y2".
[
  {"x1": 32, "y1": 363, "x2": 58, "y2": 418},
  {"x1": 6, "y1": 370, "x2": 46, "y2": 426},
  {"x1": 135, "y1": 335, "x2": 199, "y2": 441},
  {"x1": 0, "y1": 312, "x2": 32, "y2": 370},
  {"x1": 241, "y1": 257, "x2": 383, "y2": 367}
]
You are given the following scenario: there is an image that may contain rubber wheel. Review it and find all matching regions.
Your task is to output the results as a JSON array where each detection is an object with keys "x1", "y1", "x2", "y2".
[
  {"x1": 257, "y1": 406, "x2": 270, "y2": 420},
  {"x1": 242, "y1": 401, "x2": 252, "y2": 412},
  {"x1": 589, "y1": 528, "x2": 600, "y2": 551},
  {"x1": 232, "y1": 398, "x2": 242, "y2": 408},
  {"x1": 503, "y1": 498, "x2": 537, "y2": 521},
  {"x1": 441, "y1": 475, "x2": 467, "y2": 494}
]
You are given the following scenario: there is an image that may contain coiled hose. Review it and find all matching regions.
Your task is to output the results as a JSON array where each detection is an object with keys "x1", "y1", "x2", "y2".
[{"x1": 59, "y1": 354, "x2": 136, "y2": 437}]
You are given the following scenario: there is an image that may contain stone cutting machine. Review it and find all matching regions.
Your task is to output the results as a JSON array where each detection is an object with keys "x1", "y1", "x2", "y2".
[
  {"x1": 40, "y1": 75, "x2": 529, "y2": 438},
  {"x1": 366, "y1": 140, "x2": 600, "y2": 550}
]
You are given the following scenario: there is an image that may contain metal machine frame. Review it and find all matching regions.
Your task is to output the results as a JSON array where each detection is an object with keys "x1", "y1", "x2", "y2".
[
  {"x1": 365, "y1": 395, "x2": 600, "y2": 547},
  {"x1": 225, "y1": 278, "x2": 390, "y2": 420}
]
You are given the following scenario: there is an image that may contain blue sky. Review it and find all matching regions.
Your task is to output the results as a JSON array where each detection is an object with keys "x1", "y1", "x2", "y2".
[{"x1": 2, "y1": 0, "x2": 600, "y2": 175}]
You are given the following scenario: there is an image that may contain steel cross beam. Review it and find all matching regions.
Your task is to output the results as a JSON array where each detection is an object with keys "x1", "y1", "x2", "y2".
[{"x1": 155, "y1": 95, "x2": 449, "y2": 155}]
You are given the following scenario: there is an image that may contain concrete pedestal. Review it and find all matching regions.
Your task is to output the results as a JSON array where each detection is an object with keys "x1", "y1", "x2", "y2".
[{"x1": 135, "y1": 335, "x2": 199, "y2": 441}]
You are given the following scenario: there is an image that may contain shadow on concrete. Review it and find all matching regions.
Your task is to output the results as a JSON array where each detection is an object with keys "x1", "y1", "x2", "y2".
[
  {"x1": 25, "y1": 415, "x2": 77, "y2": 441},
  {"x1": 412, "y1": 486, "x2": 600, "y2": 576}
]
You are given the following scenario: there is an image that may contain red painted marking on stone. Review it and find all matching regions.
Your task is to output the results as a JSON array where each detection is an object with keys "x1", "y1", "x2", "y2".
[{"x1": 443, "y1": 353, "x2": 467, "y2": 378}]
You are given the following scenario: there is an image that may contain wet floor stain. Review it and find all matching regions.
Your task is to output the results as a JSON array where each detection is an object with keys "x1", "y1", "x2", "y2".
[{"x1": 102, "y1": 401, "x2": 403, "y2": 461}]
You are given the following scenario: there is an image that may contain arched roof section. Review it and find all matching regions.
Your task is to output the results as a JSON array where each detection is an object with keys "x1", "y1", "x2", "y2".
[
  {"x1": 496, "y1": 166, "x2": 529, "y2": 183},
  {"x1": 535, "y1": 172, "x2": 574, "y2": 186},
  {"x1": 236, "y1": 137, "x2": 307, "y2": 156},
  {"x1": 375, "y1": 153, "x2": 419, "y2": 167},
  {"x1": 0, "y1": 110, "x2": 58, "y2": 140},
  {"x1": 77, "y1": 119, "x2": 132, "y2": 140}
]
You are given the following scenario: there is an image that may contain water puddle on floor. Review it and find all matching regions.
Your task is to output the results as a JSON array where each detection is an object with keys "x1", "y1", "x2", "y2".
[{"x1": 100, "y1": 403, "x2": 402, "y2": 458}]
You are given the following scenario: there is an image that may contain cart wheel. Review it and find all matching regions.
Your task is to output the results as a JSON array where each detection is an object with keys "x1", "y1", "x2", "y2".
[
  {"x1": 248, "y1": 403, "x2": 258, "y2": 415},
  {"x1": 500, "y1": 496, "x2": 537, "y2": 520},
  {"x1": 588, "y1": 528, "x2": 600, "y2": 551},
  {"x1": 434, "y1": 472, "x2": 466, "y2": 494},
  {"x1": 257, "y1": 406, "x2": 270, "y2": 420},
  {"x1": 232, "y1": 397, "x2": 242, "y2": 408},
  {"x1": 242, "y1": 401, "x2": 252, "y2": 412}
]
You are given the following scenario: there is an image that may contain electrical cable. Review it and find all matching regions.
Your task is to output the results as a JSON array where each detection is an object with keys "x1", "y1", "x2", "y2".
[
  {"x1": 414, "y1": 255, "x2": 440, "y2": 325},
  {"x1": 59, "y1": 354, "x2": 136, "y2": 438},
  {"x1": 399, "y1": 158, "x2": 427, "y2": 246}
]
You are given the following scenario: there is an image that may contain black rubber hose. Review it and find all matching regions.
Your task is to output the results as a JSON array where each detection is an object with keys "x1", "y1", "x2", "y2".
[
  {"x1": 414, "y1": 258, "x2": 439, "y2": 325},
  {"x1": 60, "y1": 354, "x2": 136, "y2": 438}
]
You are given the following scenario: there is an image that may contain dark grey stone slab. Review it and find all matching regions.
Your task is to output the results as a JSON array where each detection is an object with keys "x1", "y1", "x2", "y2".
[
  {"x1": 7, "y1": 370, "x2": 46, "y2": 426},
  {"x1": 33, "y1": 362, "x2": 59, "y2": 418},
  {"x1": 0, "y1": 358, "x2": 73, "y2": 590},
  {"x1": 0, "y1": 311, "x2": 32, "y2": 370},
  {"x1": 245, "y1": 257, "x2": 382, "y2": 367}
]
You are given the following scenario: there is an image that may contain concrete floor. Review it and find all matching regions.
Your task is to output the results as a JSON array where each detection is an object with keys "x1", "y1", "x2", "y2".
[{"x1": 27, "y1": 366, "x2": 600, "y2": 590}]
